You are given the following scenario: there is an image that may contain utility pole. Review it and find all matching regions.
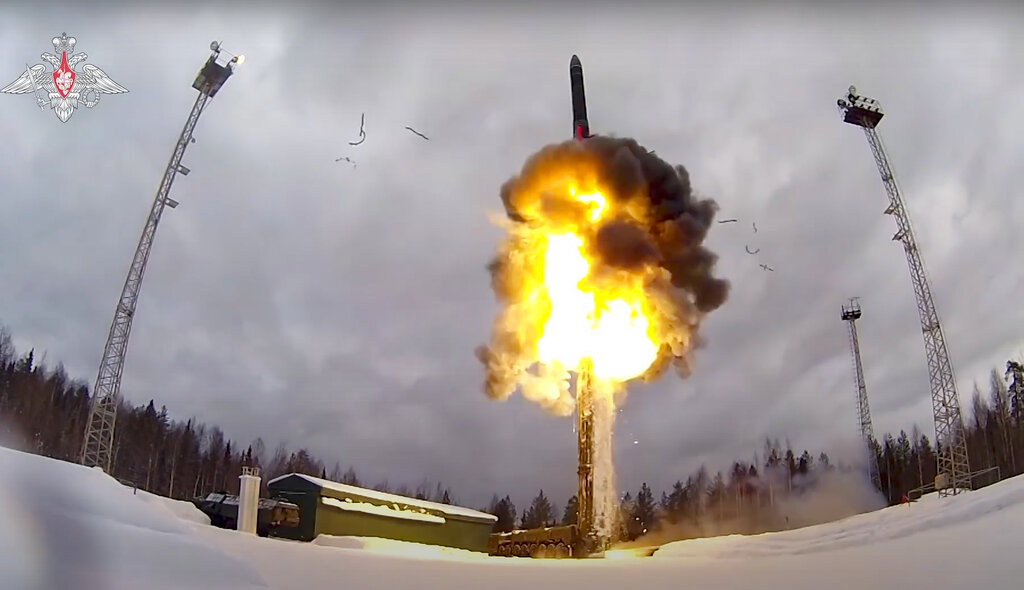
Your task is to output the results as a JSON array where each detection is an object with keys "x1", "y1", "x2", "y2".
[
  {"x1": 837, "y1": 86, "x2": 971, "y2": 496},
  {"x1": 80, "y1": 42, "x2": 243, "y2": 472},
  {"x1": 841, "y1": 298, "x2": 881, "y2": 491}
]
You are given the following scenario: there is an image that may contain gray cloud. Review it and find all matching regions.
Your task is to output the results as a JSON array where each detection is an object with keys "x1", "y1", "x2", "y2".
[{"x1": 1, "y1": 3, "x2": 1023, "y2": 509}]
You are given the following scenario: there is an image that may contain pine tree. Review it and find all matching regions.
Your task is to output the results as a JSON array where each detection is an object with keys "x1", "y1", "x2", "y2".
[
  {"x1": 635, "y1": 483, "x2": 658, "y2": 537},
  {"x1": 918, "y1": 431, "x2": 936, "y2": 488},
  {"x1": 521, "y1": 490, "x2": 554, "y2": 529},
  {"x1": 1005, "y1": 362, "x2": 1024, "y2": 421},
  {"x1": 989, "y1": 372, "x2": 1015, "y2": 474},
  {"x1": 693, "y1": 465, "x2": 709, "y2": 517},
  {"x1": 784, "y1": 448, "x2": 797, "y2": 481},
  {"x1": 561, "y1": 495, "x2": 578, "y2": 525},
  {"x1": 617, "y1": 491, "x2": 634, "y2": 541},
  {"x1": 661, "y1": 481, "x2": 686, "y2": 524},
  {"x1": 798, "y1": 450, "x2": 812, "y2": 475},
  {"x1": 489, "y1": 495, "x2": 517, "y2": 533}
]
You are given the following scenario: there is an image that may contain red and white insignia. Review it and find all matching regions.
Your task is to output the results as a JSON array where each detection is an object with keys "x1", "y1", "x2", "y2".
[{"x1": 2, "y1": 33, "x2": 128, "y2": 123}]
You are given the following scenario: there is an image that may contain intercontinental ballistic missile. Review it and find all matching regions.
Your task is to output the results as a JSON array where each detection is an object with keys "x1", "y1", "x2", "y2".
[{"x1": 570, "y1": 54, "x2": 591, "y2": 141}]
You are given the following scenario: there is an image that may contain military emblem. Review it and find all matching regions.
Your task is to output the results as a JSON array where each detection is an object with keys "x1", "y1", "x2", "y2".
[{"x1": 2, "y1": 33, "x2": 127, "y2": 123}]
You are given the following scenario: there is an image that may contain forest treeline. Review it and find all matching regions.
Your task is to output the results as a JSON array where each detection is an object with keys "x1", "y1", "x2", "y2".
[{"x1": 2, "y1": 324, "x2": 1022, "y2": 543}]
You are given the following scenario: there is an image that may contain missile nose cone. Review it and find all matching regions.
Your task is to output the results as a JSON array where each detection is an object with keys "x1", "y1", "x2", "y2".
[{"x1": 570, "y1": 54, "x2": 581, "y2": 66}]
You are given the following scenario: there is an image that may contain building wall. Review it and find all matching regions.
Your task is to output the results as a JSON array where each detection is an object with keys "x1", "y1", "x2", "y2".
[
  {"x1": 268, "y1": 475, "x2": 494, "y2": 551},
  {"x1": 314, "y1": 502, "x2": 492, "y2": 552},
  {"x1": 267, "y1": 487, "x2": 318, "y2": 542}
]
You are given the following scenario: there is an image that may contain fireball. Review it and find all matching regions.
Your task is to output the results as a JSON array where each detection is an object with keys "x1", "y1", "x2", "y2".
[
  {"x1": 478, "y1": 136, "x2": 728, "y2": 414},
  {"x1": 535, "y1": 215, "x2": 659, "y2": 384}
]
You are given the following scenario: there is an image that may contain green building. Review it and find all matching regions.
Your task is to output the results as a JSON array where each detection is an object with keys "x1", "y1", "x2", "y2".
[{"x1": 267, "y1": 473, "x2": 497, "y2": 552}]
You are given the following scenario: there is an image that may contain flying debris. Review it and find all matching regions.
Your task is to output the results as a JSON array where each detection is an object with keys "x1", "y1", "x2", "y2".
[
  {"x1": 745, "y1": 245, "x2": 760, "y2": 255},
  {"x1": 334, "y1": 156, "x2": 356, "y2": 167},
  {"x1": 752, "y1": 222, "x2": 758, "y2": 233},
  {"x1": 405, "y1": 126, "x2": 429, "y2": 141},
  {"x1": 717, "y1": 218, "x2": 738, "y2": 224},
  {"x1": 348, "y1": 112, "x2": 366, "y2": 146},
  {"x1": 760, "y1": 263, "x2": 774, "y2": 272}
]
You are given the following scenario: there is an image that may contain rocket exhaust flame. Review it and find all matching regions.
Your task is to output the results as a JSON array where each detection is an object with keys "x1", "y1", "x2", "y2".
[{"x1": 477, "y1": 136, "x2": 729, "y2": 412}]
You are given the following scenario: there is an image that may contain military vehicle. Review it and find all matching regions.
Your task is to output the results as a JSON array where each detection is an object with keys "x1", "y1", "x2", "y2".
[
  {"x1": 192, "y1": 492, "x2": 300, "y2": 537},
  {"x1": 487, "y1": 524, "x2": 585, "y2": 558}
]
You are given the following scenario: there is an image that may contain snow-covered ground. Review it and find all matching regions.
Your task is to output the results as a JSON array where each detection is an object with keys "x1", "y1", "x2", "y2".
[
  {"x1": 134, "y1": 488, "x2": 212, "y2": 527},
  {"x1": 2, "y1": 444, "x2": 1023, "y2": 590}
]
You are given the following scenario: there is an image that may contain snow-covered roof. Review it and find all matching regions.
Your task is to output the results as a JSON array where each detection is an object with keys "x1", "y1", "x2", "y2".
[
  {"x1": 321, "y1": 497, "x2": 446, "y2": 524},
  {"x1": 268, "y1": 473, "x2": 497, "y2": 523}
]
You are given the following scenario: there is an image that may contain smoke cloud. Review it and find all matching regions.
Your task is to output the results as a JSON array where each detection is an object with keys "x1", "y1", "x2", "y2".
[
  {"x1": 618, "y1": 468, "x2": 887, "y2": 550},
  {"x1": 477, "y1": 136, "x2": 730, "y2": 408}
]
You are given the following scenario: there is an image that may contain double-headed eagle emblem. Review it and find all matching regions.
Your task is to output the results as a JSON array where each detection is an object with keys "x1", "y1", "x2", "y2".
[{"x1": 2, "y1": 33, "x2": 127, "y2": 123}]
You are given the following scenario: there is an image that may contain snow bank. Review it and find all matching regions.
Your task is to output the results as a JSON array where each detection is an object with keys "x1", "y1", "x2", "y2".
[
  {"x1": 203, "y1": 476, "x2": 1024, "y2": 590},
  {"x1": 4, "y1": 443, "x2": 1024, "y2": 590},
  {"x1": 135, "y1": 489, "x2": 212, "y2": 526},
  {"x1": 0, "y1": 445, "x2": 268, "y2": 590},
  {"x1": 312, "y1": 534, "x2": 490, "y2": 560},
  {"x1": 655, "y1": 478, "x2": 1024, "y2": 559}
]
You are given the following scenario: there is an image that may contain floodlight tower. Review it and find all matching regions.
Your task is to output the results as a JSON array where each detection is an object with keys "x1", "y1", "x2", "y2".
[
  {"x1": 841, "y1": 298, "x2": 881, "y2": 491},
  {"x1": 837, "y1": 86, "x2": 971, "y2": 496},
  {"x1": 80, "y1": 42, "x2": 244, "y2": 472}
]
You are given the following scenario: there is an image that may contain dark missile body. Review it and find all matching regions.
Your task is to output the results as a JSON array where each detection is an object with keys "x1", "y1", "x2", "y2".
[{"x1": 570, "y1": 54, "x2": 590, "y2": 140}]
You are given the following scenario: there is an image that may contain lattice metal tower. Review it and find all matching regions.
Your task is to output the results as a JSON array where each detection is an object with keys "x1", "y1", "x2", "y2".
[
  {"x1": 837, "y1": 86, "x2": 971, "y2": 496},
  {"x1": 80, "y1": 43, "x2": 243, "y2": 472},
  {"x1": 841, "y1": 298, "x2": 881, "y2": 491}
]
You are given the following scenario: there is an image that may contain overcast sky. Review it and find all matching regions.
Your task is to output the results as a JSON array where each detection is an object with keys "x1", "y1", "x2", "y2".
[{"x1": 1, "y1": 2, "x2": 1022, "y2": 509}]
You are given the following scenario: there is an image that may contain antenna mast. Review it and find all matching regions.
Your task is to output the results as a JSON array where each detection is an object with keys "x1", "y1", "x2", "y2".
[
  {"x1": 80, "y1": 43, "x2": 243, "y2": 472},
  {"x1": 837, "y1": 86, "x2": 971, "y2": 496}
]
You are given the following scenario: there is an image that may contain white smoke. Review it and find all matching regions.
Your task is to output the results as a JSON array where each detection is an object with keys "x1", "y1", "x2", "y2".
[
  {"x1": 518, "y1": 363, "x2": 575, "y2": 416},
  {"x1": 773, "y1": 469, "x2": 887, "y2": 530},
  {"x1": 620, "y1": 452, "x2": 887, "y2": 549},
  {"x1": 591, "y1": 385, "x2": 618, "y2": 541}
]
